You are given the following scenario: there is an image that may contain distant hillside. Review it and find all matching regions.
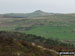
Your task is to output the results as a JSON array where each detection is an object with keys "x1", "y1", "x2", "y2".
[
  {"x1": 0, "y1": 12, "x2": 75, "y2": 40},
  {"x1": 0, "y1": 10, "x2": 75, "y2": 41},
  {"x1": 0, "y1": 10, "x2": 75, "y2": 18},
  {"x1": 0, "y1": 10, "x2": 58, "y2": 18}
]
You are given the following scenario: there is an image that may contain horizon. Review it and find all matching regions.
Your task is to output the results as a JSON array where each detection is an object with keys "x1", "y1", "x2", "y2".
[{"x1": 0, "y1": 10, "x2": 75, "y2": 14}]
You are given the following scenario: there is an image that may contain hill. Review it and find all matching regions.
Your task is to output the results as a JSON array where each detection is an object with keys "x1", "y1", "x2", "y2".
[
  {"x1": 0, "y1": 31, "x2": 60, "y2": 56},
  {"x1": 0, "y1": 31, "x2": 74, "y2": 51},
  {"x1": 0, "y1": 10, "x2": 75, "y2": 40},
  {"x1": 0, "y1": 10, "x2": 58, "y2": 18}
]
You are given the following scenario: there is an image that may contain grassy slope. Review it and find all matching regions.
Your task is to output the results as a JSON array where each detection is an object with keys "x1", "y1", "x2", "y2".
[
  {"x1": 0, "y1": 15, "x2": 75, "y2": 40},
  {"x1": 25, "y1": 26, "x2": 75, "y2": 40}
]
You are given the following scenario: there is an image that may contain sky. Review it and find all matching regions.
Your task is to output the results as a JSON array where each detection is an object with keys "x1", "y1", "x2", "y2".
[{"x1": 0, "y1": 0, "x2": 75, "y2": 14}]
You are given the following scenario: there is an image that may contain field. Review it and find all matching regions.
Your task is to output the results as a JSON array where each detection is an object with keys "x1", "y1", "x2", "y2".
[
  {"x1": 0, "y1": 13, "x2": 75, "y2": 41},
  {"x1": 25, "y1": 25, "x2": 75, "y2": 40}
]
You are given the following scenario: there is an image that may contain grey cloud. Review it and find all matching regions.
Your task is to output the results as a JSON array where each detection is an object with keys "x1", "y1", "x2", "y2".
[{"x1": 0, "y1": 0, "x2": 75, "y2": 13}]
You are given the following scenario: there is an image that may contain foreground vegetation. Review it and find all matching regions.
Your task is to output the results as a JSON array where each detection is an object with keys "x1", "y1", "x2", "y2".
[
  {"x1": 0, "y1": 31, "x2": 75, "y2": 56},
  {"x1": 0, "y1": 31, "x2": 59, "y2": 56},
  {"x1": 0, "y1": 31, "x2": 74, "y2": 51}
]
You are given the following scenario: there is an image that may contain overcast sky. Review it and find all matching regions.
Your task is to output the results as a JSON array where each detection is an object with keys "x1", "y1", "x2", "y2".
[{"x1": 0, "y1": 0, "x2": 75, "y2": 14}]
